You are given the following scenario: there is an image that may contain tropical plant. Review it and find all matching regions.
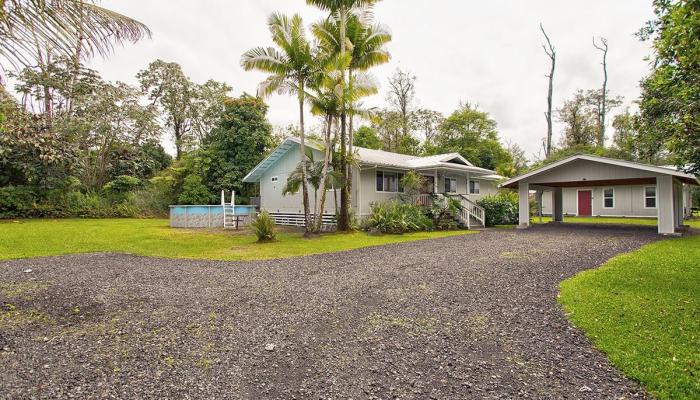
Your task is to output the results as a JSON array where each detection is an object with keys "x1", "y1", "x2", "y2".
[
  {"x1": 476, "y1": 191, "x2": 519, "y2": 226},
  {"x1": 250, "y1": 211, "x2": 277, "y2": 242},
  {"x1": 400, "y1": 170, "x2": 425, "y2": 198},
  {"x1": 362, "y1": 200, "x2": 432, "y2": 234},
  {"x1": 242, "y1": 13, "x2": 316, "y2": 236},
  {"x1": 306, "y1": 0, "x2": 385, "y2": 232},
  {"x1": 282, "y1": 147, "x2": 342, "y2": 216},
  {"x1": 0, "y1": 0, "x2": 151, "y2": 70},
  {"x1": 426, "y1": 196, "x2": 460, "y2": 230}
]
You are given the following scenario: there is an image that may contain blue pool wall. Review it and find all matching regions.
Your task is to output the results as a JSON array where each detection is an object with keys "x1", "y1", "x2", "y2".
[{"x1": 169, "y1": 205, "x2": 257, "y2": 228}]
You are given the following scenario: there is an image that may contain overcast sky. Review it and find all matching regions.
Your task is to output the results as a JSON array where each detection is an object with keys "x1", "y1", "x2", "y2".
[{"x1": 92, "y1": 0, "x2": 654, "y2": 160}]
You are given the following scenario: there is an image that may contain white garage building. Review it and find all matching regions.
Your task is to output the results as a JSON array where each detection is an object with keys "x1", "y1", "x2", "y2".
[{"x1": 500, "y1": 155, "x2": 698, "y2": 235}]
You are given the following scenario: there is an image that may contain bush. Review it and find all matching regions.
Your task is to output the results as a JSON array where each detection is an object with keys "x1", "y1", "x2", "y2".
[
  {"x1": 0, "y1": 186, "x2": 38, "y2": 217},
  {"x1": 427, "y1": 196, "x2": 461, "y2": 230},
  {"x1": 362, "y1": 201, "x2": 433, "y2": 234},
  {"x1": 131, "y1": 176, "x2": 177, "y2": 217},
  {"x1": 250, "y1": 211, "x2": 276, "y2": 242},
  {"x1": 476, "y1": 191, "x2": 519, "y2": 226},
  {"x1": 103, "y1": 175, "x2": 141, "y2": 195},
  {"x1": 178, "y1": 174, "x2": 212, "y2": 205}
]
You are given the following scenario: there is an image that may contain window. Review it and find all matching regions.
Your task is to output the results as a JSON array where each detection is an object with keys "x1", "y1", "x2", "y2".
[
  {"x1": 644, "y1": 186, "x2": 656, "y2": 208},
  {"x1": 444, "y1": 177, "x2": 457, "y2": 193},
  {"x1": 603, "y1": 188, "x2": 615, "y2": 208},
  {"x1": 271, "y1": 176, "x2": 279, "y2": 183},
  {"x1": 376, "y1": 171, "x2": 404, "y2": 192},
  {"x1": 469, "y1": 180, "x2": 480, "y2": 195}
]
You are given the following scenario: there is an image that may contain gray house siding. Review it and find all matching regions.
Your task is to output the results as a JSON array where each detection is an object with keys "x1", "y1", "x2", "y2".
[
  {"x1": 541, "y1": 185, "x2": 658, "y2": 217},
  {"x1": 260, "y1": 147, "x2": 342, "y2": 215}
]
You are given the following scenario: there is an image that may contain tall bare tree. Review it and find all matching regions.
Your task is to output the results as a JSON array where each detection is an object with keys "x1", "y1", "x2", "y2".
[
  {"x1": 386, "y1": 68, "x2": 416, "y2": 139},
  {"x1": 593, "y1": 36, "x2": 609, "y2": 147},
  {"x1": 540, "y1": 23, "x2": 556, "y2": 158}
]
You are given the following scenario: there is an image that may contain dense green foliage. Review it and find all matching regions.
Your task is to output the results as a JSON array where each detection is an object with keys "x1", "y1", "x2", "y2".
[
  {"x1": 0, "y1": 53, "x2": 272, "y2": 218},
  {"x1": 426, "y1": 103, "x2": 512, "y2": 171},
  {"x1": 195, "y1": 96, "x2": 275, "y2": 201},
  {"x1": 362, "y1": 201, "x2": 433, "y2": 233},
  {"x1": 0, "y1": 218, "x2": 473, "y2": 261},
  {"x1": 353, "y1": 125, "x2": 382, "y2": 149},
  {"x1": 637, "y1": 0, "x2": 700, "y2": 175},
  {"x1": 476, "y1": 192, "x2": 519, "y2": 226},
  {"x1": 560, "y1": 234, "x2": 700, "y2": 399},
  {"x1": 250, "y1": 211, "x2": 277, "y2": 242}
]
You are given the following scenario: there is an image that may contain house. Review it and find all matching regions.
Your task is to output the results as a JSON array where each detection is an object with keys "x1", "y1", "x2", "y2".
[
  {"x1": 500, "y1": 154, "x2": 699, "y2": 235},
  {"x1": 243, "y1": 137, "x2": 502, "y2": 227}
]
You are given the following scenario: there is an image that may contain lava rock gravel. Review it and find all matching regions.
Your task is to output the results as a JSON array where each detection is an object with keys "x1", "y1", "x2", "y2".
[{"x1": 0, "y1": 224, "x2": 660, "y2": 399}]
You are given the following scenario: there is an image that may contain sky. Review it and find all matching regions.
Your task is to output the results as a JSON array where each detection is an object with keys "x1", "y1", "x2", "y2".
[{"x1": 91, "y1": 0, "x2": 654, "y2": 160}]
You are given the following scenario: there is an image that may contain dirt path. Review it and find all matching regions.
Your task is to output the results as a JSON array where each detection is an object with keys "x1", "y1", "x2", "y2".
[{"x1": 0, "y1": 224, "x2": 658, "y2": 399}]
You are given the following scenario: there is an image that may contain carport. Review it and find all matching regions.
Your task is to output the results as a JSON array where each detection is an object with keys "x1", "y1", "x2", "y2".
[{"x1": 500, "y1": 155, "x2": 699, "y2": 235}]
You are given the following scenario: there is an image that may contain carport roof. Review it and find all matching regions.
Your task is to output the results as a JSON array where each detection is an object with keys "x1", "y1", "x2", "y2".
[{"x1": 500, "y1": 154, "x2": 699, "y2": 189}]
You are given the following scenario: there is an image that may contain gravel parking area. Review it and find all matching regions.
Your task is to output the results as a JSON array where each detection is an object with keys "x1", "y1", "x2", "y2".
[{"x1": 0, "y1": 224, "x2": 659, "y2": 399}]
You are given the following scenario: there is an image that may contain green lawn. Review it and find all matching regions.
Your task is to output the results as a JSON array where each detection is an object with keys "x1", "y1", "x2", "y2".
[
  {"x1": 0, "y1": 219, "x2": 476, "y2": 261},
  {"x1": 559, "y1": 234, "x2": 700, "y2": 399},
  {"x1": 535, "y1": 216, "x2": 700, "y2": 229}
]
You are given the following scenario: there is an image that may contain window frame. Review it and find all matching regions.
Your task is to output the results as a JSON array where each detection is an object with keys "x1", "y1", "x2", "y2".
[
  {"x1": 644, "y1": 186, "x2": 657, "y2": 209},
  {"x1": 469, "y1": 180, "x2": 480, "y2": 195},
  {"x1": 444, "y1": 177, "x2": 457, "y2": 193},
  {"x1": 375, "y1": 170, "x2": 404, "y2": 193},
  {"x1": 602, "y1": 187, "x2": 615, "y2": 209}
]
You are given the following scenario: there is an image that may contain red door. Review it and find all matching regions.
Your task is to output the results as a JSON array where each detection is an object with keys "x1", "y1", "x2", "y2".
[{"x1": 578, "y1": 190, "x2": 592, "y2": 216}]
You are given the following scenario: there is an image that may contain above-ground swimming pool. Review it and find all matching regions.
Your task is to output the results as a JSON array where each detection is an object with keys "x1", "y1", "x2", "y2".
[{"x1": 169, "y1": 205, "x2": 257, "y2": 228}]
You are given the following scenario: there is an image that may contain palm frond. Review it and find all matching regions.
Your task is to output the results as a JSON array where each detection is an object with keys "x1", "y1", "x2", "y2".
[{"x1": 0, "y1": 0, "x2": 151, "y2": 69}]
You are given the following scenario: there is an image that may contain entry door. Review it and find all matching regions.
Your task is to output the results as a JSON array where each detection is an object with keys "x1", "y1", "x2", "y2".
[{"x1": 577, "y1": 190, "x2": 592, "y2": 216}]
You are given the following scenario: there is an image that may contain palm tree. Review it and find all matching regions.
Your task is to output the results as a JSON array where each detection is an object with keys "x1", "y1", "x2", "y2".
[
  {"x1": 306, "y1": 0, "x2": 381, "y2": 231},
  {"x1": 241, "y1": 13, "x2": 316, "y2": 235},
  {"x1": 0, "y1": 0, "x2": 150, "y2": 70},
  {"x1": 313, "y1": 13, "x2": 390, "y2": 162}
]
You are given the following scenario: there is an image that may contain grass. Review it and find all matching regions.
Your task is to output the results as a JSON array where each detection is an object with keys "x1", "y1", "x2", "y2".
[
  {"x1": 533, "y1": 216, "x2": 700, "y2": 229},
  {"x1": 0, "y1": 218, "x2": 476, "y2": 261},
  {"x1": 559, "y1": 234, "x2": 700, "y2": 399}
]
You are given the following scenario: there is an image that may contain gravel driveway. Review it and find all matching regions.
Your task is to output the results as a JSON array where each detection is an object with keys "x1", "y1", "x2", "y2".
[{"x1": 0, "y1": 224, "x2": 659, "y2": 399}]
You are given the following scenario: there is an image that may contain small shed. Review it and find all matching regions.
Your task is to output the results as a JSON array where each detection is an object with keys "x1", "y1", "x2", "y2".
[{"x1": 500, "y1": 155, "x2": 699, "y2": 235}]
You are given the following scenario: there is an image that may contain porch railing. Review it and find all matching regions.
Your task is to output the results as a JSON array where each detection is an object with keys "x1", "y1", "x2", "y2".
[{"x1": 450, "y1": 194, "x2": 486, "y2": 227}]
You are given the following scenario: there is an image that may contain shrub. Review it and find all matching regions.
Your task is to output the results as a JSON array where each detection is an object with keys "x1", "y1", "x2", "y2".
[
  {"x1": 477, "y1": 191, "x2": 519, "y2": 226},
  {"x1": 362, "y1": 201, "x2": 433, "y2": 234},
  {"x1": 0, "y1": 186, "x2": 38, "y2": 217},
  {"x1": 103, "y1": 175, "x2": 141, "y2": 195},
  {"x1": 250, "y1": 211, "x2": 276, "y2": 242},
  {"x1": 427, "y1": 196, "x2": 461, "y2": 230},
  {"x1": 178, "y1": 174, "x2": 212, "y2": 205},
  {"x1": 131, "y1": 176, "x2": 177, "y2": 217}
]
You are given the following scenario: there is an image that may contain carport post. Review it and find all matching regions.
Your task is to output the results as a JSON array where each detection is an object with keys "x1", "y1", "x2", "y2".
[
  {"x1": 657, "y1": 175, "x2": 676, "y2": 234},
  {"x1": 553, "y1": 187, "x2": 564, "y2": 222},
  {"x1": 518, "y1": 182, "x2": 530, "y2": 229}
]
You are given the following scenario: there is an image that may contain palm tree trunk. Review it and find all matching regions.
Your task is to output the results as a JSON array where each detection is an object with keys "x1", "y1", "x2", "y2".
[
  {"x1": 314, "y1": 115, "x2": 333, "y2": 232},
  {"x1": 338, "y1": 9, "x2": 351, "y2": 231},
  {"x1": 298, "y1": 85, "x2": 312, "y2": 236}
]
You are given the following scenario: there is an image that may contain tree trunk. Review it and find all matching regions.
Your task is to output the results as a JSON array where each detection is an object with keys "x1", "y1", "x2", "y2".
[
  {"x1": 338, "y1": 10, "x2": 351, "y2": 231},
  {"x1": 298, "y1": 86, "x2": 312, "y2": 236},
  {"x1": 540, "y1": 24, "x2": 556, "y2": 159},
  {"x1": 314, "y1": 115, "x2": 334, "y2": 232},
  {"x1": 174, "y1": 121, "x2": 183, "y2": 160}
]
